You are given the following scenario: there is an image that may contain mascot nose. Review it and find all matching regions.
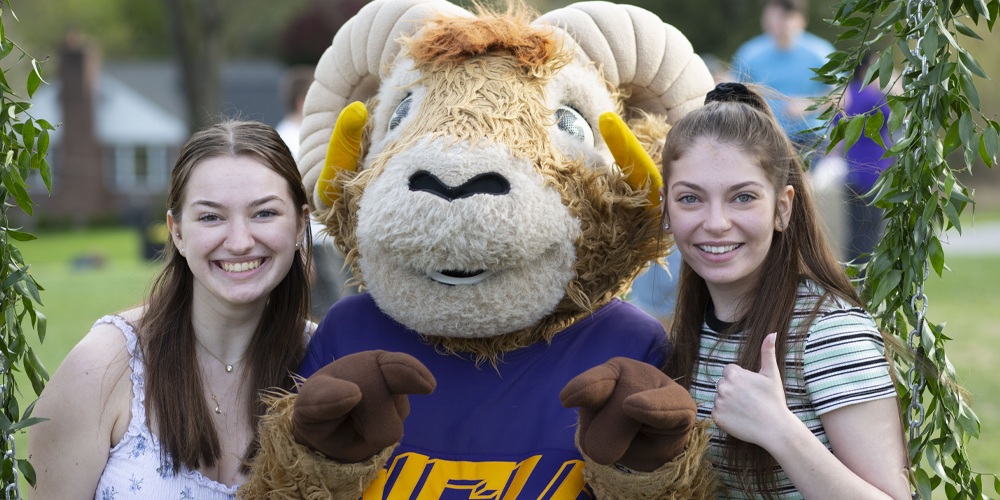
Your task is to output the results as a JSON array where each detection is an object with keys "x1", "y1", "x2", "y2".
[{"x1": 408, "y1": 171, "x2": 511, "y2": 202}]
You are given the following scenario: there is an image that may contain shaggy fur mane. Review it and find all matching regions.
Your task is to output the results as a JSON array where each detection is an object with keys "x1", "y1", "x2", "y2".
[{"x1": 406, "y1": 5, "x2": 560, "y2": 68}]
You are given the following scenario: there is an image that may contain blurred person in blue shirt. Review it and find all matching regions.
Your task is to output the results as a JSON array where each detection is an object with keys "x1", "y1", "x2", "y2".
[
  {"x1": 627, "y1": 251, "x2": 682, "y2": 322},
  {"x1": 731, "y1": 0, "x2": 834, "y2": 147}
]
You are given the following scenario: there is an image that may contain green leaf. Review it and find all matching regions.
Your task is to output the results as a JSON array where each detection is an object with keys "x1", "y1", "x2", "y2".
[
  {"x1": 929, "y1": 236, "x2": 944, "y2": 276},
  {"x1": 22, "y1": 117, "x2": 34, "y2": 149},
  {"x1": 889, "y1": 99, "x2": 906, "y2": 132},
  {"x1": 7, "y1": 229, "x2": 36, "y2": 241},
  {"x1": 872, "y1": 269, "x2": 902, "y2": 306},
  {"x1": 959, "y1": 111, "x2": 974, "y2": 144},
  {"x1": 40, "y1": 158, "x2": 52, "y2": 193},
  {"x1": 25, "y1": 276, "x2": 42, "y2": 305},
  {"x1": 37, "y1": 311, "x2": 46, "y2": 343},
  {"x1": 994, "y1": 475, "x2": 999, "y2": 497},
  {"x1": 877, "y1": 2, "x2": 904, "y2": 29},
  {"x1": 975, "y1": 0, "x2": 990, "y2": 16},
  {"x1": 915, "y1": 468, "x2": 933, "y2": 499},
  {"x1": 6, "y1": 416, "x2": 47, "y2": 432},
  {"x1": 967, "y1": 0, "x2": 981, "y2": 23},
  {"x1": 862, "y1": 59, "x2": 880, "y2": 88},
  {"x1": 845, "y1": 115, "x2": 866, "y2": 152},
  {"x1": 837, "y1": 28, "x2": 861, "y2": 41},
  {"x1": 921, "y1": 24, "x2": 939, "y2": 57},
  {"x1": 959, "y1": 49, "x2": 990, "y2": 79},
  {"x1": 944, "y1": 199, "x2": 962, "y2": 233},
  {"x1": 864, "y1": 110, "x2": 886, "y2": 148},
  {"x1": 954, "y1": 19, "x2": 984, "y2": 39},
  {"x1": 27, "y1": 347, "x2": 49, "y2": 380},
  {"x1": 984, "y1": 124, "x2": 1000, "y2": 162},
  {"x1": 943, "y1": 119, "x2": 961, "y2": 155},
  {"x1": 37, "y1": 129, "x2": 49, "y2": 158},
  {"x1": 925, "y1": 445, "x2": 948, "y2": 479},
  {"x1": 26, "y1": 66, "x2": 40, "y2": 98},
  {"x1": 957, "y1": 401, "x2": 981, "y2": 438},
  {"x1": 960, "y1": 73, "x2": 981, "y2": 110},
  {"x1": 879, "y1": 47, "x2": 894, "y2": 90},
  {"x1": 17, "y1": 459, "x2": 36, "y2": 488},
  {"x1": 1, "y1": 264, "x2": 28, "y2": 290},
  {"x1": 882, "y1": 135, "x2": 914, "y2": 158}
]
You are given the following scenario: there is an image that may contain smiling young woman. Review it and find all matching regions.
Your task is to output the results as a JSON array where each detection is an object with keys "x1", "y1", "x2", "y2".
[
  {"x1": 28, "y1": 122, "x2": 313, "y2": 499},
  {"x1": 659, "y1": 84, "x2": 910, "y2": 500}
]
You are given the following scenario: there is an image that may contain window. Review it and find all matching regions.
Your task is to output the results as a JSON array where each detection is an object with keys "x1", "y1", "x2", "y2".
[{"x1": 113, "y1": 145, "x2": 169, "y2": 191}]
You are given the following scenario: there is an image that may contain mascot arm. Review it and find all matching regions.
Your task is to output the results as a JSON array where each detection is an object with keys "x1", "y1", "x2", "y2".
[
  {"x1": 561, "y1": 358, "x2": 718, "y2": 499},
  {"x1": 239, "y1": 351, "x2": 436, "y2": 500},
  {"x1": 239, "y1": 392, "x2": 396, "y2": 500}
]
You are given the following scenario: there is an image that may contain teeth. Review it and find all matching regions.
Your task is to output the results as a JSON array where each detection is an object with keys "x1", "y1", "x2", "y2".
[
  {"x1": 698, "y1": 244, "x2": 740, "y2": 254},
  {"x1": 222, "y1": 259, "x2": 262, "y2": 272}
]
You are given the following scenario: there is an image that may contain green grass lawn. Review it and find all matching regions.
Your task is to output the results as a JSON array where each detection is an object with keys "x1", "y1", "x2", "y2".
[
  {"x1": 12, "y1": 228, "x2": 158, "y2": 494},
  {"x1": 923, "y1": 256, "x2": 1000, "y2": 477},
  {"x1": 6, "y1": 227, "x2": 999, "y2": 494}
]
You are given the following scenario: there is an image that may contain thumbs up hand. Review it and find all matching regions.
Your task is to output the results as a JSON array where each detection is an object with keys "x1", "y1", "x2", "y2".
[{"x1": 711, "y1": 333, "x2": 796, "y2": 446}]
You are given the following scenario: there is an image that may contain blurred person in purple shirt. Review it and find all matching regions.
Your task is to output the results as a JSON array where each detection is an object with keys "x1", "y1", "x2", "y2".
[{"x1": 840, "y1": 52, "x2": 894, "y2": 264}]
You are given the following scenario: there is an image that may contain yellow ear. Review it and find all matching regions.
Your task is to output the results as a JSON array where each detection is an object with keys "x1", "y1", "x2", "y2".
[
  {"x1": 317, "y1": 101, "x2": 368, "y2": 207},
  {"x1": 598, "y1": 112, "x2": 663, "y2": 211}
]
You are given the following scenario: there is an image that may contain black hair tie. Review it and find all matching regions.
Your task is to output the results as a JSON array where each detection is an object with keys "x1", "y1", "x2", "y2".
[{"x1": 705, "y1": 82, "x2": 756, "y2": 106}]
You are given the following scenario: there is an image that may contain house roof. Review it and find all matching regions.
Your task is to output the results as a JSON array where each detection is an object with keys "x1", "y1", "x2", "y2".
[{"x1": 30, "y1": 60, "x2": 288, "y2": 146}]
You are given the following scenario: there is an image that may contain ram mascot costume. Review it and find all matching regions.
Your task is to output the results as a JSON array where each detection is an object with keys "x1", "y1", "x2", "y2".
[{"x1": 241, "y1": 0, "x2": 717, "y2": 498}]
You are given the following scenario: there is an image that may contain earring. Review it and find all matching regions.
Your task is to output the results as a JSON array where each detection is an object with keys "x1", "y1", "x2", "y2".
[
  {"x1": 179, "y1": 248, "x2": 186, "y2": 255},
  {"x1": 295, "y1": 242, "x2": 301, "y2": 248},
  {"x1": 662, "y1": 222, "x2": 670, "y2": 231},
  {"x1": 779, "y1": 220, "x2": 785, "y2": 229},
  {"x1": 175, "y1": 232, "x2": 180, "y2": 237}
]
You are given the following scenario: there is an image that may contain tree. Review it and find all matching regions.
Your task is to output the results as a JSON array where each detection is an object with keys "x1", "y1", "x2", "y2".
[
  {"x1": 165, "y1": 0, "x2": 225, "y2": 133},
  {"x1": 813, "y1": 0, "x2": 999, "y2": 498}
]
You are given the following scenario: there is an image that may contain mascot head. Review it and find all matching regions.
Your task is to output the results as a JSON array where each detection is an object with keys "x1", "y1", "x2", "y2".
[{"x1": 299, "y1": 0, "x2": 713, "y2": 361}]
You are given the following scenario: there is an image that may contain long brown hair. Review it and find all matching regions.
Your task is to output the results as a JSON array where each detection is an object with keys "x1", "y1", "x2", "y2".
[
  {"x1": 140, "y1": 121, "x2": 311, "y2": 473},
  {"x1": 660, "y1": 88, "x2": 860, "y2": 497}
]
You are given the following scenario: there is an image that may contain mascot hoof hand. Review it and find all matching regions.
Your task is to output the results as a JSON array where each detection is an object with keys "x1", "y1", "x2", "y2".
[
  {"x1": 292, "y1": 350, "x2": 436, "y2": 463},
  {"x1": 560, "y1": 357, "x2": 696, "y2": 472}
]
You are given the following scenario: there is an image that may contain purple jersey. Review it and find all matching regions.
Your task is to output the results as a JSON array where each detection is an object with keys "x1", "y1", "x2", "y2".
[{"x1": 301, "y1": 293, "x2": 669, "y2": 499}]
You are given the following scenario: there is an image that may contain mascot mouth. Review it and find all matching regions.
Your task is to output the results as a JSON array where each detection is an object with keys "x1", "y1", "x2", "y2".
[{"x1": 426, "y1": 269, "x2": 495, "y2": 285}]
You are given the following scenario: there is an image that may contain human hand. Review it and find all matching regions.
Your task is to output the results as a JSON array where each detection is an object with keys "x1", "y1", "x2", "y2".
[
  {"x1": 560, "y1": 357, "x2": 697, "y2": 472},
  {"x1": 292, "y1": 350, "x2": 436, "y2": 463},
  {"x1": 711, "y1": 333, "x2": 797, "y2": 447}
]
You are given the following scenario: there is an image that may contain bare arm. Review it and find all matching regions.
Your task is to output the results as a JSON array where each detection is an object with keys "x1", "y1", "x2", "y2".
[
  {"x1": 28, "y1": 323, "x2": 132, "y2": 500},
  {"x1": 713, "y1": 333, "x2": 909, "y2": 500}
]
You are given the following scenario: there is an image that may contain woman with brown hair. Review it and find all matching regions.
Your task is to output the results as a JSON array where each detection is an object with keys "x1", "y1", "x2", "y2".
[
  {"x1": 659, "y1": 83, "x2": 909, "y2": 499},
  {"x1": 29, "y1": 121, "x2": 312, "y2": 498}
]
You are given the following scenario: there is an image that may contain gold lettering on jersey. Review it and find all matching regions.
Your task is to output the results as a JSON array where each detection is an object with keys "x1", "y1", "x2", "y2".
[{"x1": 362, "y1": 452, "x2": 590, "y2": 500}]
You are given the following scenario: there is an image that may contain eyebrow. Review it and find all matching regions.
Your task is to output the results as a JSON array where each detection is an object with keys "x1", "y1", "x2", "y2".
[
  {"x1": 190, "y1": 195, "x2": 286, "y2": 209},
  {"x1": 670, "y1": 180, "x2": 766, "y2": 192}
]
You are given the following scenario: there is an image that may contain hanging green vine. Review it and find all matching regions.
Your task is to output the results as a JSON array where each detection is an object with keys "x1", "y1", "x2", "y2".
[
  {"x1": 812, "y1": 0, "x2": 998, "y2": 498},
  {"x1": 0, "y1": 1, "x2": 51, "y2": 496}
]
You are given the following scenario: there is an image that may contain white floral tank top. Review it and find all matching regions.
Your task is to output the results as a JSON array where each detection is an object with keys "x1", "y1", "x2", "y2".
[{"x1": 94, "y1": 315, "x2": 240, "y2": 500}]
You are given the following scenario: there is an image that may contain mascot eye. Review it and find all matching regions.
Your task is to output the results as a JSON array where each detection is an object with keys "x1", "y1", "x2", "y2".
[
  {"x1": 388, "y1": 94, "x2": 414, "y2": 132},
  {"x1": 554, "y1": 106, "x2": 594, "y2": 147}
]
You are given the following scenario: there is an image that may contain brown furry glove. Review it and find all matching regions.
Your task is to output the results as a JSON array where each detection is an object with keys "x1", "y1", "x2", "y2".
[
  {"x1": 292, "y1": 350, "x2": 436, "y2": 463},
  {"x1": 560, "y1": 357, "x2": 696, "y2": 472}
]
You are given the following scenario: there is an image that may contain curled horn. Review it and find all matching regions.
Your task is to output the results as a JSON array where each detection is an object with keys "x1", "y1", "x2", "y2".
[
  {"x1": 298, "y1": 0, "x2": 471, "y2": 209},
  {"x1": 534, "y1": 1, "x2": 714, "y2": 124}
]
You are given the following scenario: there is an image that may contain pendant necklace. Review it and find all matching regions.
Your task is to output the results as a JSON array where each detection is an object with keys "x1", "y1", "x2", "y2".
[{"x1": 194, "y1": 335, "x2": 247, "y2": 373}]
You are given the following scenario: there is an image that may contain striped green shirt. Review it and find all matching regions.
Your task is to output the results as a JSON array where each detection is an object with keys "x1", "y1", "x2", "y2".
[{"x1": 690, "y1": 281, "x2": 896, "y2": 499}]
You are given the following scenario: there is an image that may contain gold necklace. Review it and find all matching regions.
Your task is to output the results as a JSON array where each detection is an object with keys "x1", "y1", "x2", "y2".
[
  {"x1": 206, "y1": 377, "x2": 239, "y2": 415},
  {"x1": 194, "y1": 335, "x2": 247, "y2": 373}
]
